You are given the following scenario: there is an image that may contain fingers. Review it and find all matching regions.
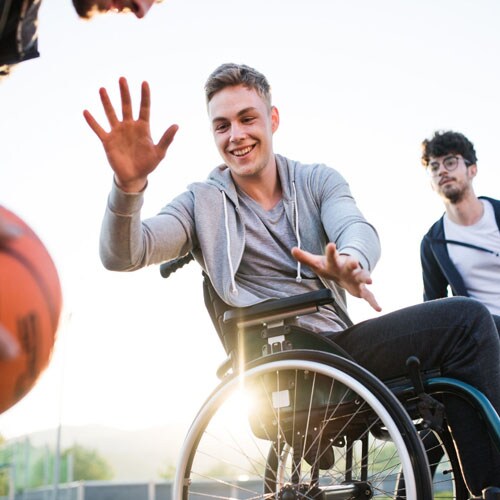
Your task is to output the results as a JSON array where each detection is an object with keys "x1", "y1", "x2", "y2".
[
  {"x1": 157, "y1": 124, "x2": 179, "y2": 154},
  {"x1": 88, "y1": 77, "x2": 140, "y2": 135},
  {"x1": 324, "y1": 243, "x2": 337, "y2": 262},
  {"x1": 83, "y1": 81, "x2": 121, "y2": 139},
  {"x1": 83, "y1": 109, "x2": 107, "y2": 141},
  {"x1": 349, "y1": 267, "x2": 381, "y2": 311},
  {"x1": 325, "y1": 243, "x2": 357, "y2": 272},
  {"x1": 99, "y1": 86, "x2": 119, "y2": 127},
  {"x1": 326, "y1": 243, "x2": 356, "y2": 270},
  {"x1": 291, "y1": 247, "x2": 316, "y2": 264},
  {"x1": 139, "y1": 81, "x2": 150, "y2": 122},
  {"x1": 291, "y1": 247, "x2": 323, "y2": 270},
  {"x1": 352, "y1": 266, "x2": 372, "y2": 285},
  {"x1": 119, "y1": 76, "x2": 133, "y2": 120},
  {"x1": 295, "y1": 243, "x2": 381, "y2": 311},
  {"x1": 325, "y1": 242, "x2": 338, "y2": 258},
  {"x1": 360, "y1": 287, "x2": 382, "y2": 312},
  {"x1": 139, "y1": 81, "x2": 177, "y2": 153}
]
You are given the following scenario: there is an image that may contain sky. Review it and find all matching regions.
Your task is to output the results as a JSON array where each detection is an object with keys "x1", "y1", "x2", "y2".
[{"x1": 1, "y1": 0, "x2": 500, "y2": 443}]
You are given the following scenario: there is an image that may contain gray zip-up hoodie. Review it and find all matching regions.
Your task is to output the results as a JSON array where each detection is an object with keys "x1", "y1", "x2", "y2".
[{"x1": 100, "y1": 154, "x2": 381, "y2": 322}]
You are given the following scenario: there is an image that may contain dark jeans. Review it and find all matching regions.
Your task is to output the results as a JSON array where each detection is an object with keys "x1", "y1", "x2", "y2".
[
  {"x1": 327, "y1": 297, "x2": 500, "y2": 496},
  {"x1": 421, "y1": 313, "x2": 500, "y2": 494}
]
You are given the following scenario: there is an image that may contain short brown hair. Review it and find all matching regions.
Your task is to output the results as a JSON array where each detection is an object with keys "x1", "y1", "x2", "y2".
[{"x1": 204, "y1": 63, "x2": 272, "y2": 108}]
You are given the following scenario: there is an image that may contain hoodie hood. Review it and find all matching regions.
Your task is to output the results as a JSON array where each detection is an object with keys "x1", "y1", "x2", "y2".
[
  {"x1": 202, "y1": 155, "x2": 304, "y2": 297},
  {"x1": 189, "y1": 154, "x2": 379, "y2": 322}
]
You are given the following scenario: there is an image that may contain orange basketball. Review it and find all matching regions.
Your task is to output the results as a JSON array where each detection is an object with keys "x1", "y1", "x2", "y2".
[{"x1": 0, "y1": 206, "x2": 62, "y2": 414}]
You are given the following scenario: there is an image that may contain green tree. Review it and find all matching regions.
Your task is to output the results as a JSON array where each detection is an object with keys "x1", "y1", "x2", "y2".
[
  {"x1": 0, "y1": 435, "x2": 9, "y2": 496},
  {"x1": 159, "y1": 462, "x2": 176, "y2": 480},
  {"x1": 62, "y1": 444, "x2": 113, "y2": 481},
  {"x1": 29, "y1": 443, "x2": 113, "y2": 487},
  {"x1": 0, "y1": 439, "x2": 113, "y2": 491}
]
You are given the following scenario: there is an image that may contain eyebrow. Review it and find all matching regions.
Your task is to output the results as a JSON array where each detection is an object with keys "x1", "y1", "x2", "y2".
[
  {"x1": 211, "y1": 107, "x2": 258, "y2": 124},
  {"x1": 429, "y1": 155, "x2": 456, "y2": 164}
]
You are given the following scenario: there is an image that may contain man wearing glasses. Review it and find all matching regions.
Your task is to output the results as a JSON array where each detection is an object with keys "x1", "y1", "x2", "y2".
[
  {"x1": 419, "y1": 130, "x2": 500, "y2": 494},
  {"x1": 420, "y1": 130, "x2": 500, "y2": 322}
]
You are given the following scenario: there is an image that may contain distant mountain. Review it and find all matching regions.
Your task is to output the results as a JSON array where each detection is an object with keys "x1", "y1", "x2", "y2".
[{"x1": 8, "y1": 423, "x2": 189, "y2": 481}]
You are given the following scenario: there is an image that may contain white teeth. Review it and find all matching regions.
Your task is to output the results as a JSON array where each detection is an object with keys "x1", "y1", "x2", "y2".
[{"x1": 233, "y1": 146, "x2": 252, "y2": 157}]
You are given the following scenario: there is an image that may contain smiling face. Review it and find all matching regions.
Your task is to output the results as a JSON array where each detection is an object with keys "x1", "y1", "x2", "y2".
[
  {"x1": 72, "y1": 0, "x2": 156, "y2": 18},
  {"x1": 208, "y1": 84, "x2": 279, "y2": 182}
]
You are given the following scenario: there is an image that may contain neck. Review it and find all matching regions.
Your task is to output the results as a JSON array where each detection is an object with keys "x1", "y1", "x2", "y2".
[
  {"x1": 233, "y1": 161, "x2": 282, "y2": 210},
  {"x1": 445, "y1": 194, "x2": 483, "y2": 226}
]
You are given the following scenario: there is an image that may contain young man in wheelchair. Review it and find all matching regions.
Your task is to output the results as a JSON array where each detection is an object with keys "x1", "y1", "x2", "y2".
[{"x1": 85, "y1": 64, "x2": 500, "y2": 498}]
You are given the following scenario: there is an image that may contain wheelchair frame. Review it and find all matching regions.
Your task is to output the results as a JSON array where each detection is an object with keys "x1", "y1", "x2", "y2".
[{"x1": 159, "y1": 258, "x2": 500, "y2": 500}]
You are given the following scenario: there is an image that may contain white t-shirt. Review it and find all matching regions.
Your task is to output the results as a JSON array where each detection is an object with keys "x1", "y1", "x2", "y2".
[{"x1": 444, "y1": 199, "x2": 500, "y2": 315}]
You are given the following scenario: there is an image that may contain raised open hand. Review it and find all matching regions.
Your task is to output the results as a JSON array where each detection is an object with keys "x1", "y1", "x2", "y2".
[
  {"x1": 292, "y1": 243, "x2": 381, "y2": 312},
  {"x1": 84, "y1": 77, "x2": 179, "y2": 192}
]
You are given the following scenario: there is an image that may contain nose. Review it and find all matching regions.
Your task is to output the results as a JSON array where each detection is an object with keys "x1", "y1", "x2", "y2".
[
  {"x1": 436, "y1": 162, "x2": 448, "y2": 176},
  {"x1": 130, "y1": 0, "x2": 154, "y2": 18},
  {"x1": 229, "y1": 123, "x2": 246, "y2": 143}
]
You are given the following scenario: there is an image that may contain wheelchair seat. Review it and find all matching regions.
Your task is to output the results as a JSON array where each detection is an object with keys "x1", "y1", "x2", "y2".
[{"x1": 159, "y1": 256, "x2": 499, "y2": 499}]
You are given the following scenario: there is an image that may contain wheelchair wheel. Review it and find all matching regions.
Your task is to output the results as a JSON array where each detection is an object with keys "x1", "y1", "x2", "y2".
[
  {"x1": 174, "y1": 351, "x2": 432, "y2": 499},
  {"x1": 422, "y1": 427, "x2": 468, "y2": 499}
]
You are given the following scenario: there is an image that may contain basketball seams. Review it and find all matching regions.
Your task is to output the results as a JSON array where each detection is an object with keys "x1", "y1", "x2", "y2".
[
  {"x1": 0, "y1": 206, "x2": 62, "y2": 414},
  {"x1": 2, "y1": 245, "x2": 61, "y2": 335}
]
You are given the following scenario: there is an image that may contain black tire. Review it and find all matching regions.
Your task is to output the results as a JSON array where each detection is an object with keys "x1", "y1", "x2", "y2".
[{"x1": 174, "y1": 351, "x2": 433, "y2": 499}]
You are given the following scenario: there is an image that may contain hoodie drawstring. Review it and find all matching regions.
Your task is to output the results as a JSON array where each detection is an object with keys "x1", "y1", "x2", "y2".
[
  {"x1": 222, "y1": 183, "x2": 301, "y2": 291},
  {"x1": 222, "y1": 191, "x2": 238, "y2": 294},
  {"x1": 292, "y1": 181, "x2": 302, "y2": 283}
]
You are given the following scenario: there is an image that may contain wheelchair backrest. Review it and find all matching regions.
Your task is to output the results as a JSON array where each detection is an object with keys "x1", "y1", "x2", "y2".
[{"x1": 160, "y1": 255, "x2": 353, "y2": 363}]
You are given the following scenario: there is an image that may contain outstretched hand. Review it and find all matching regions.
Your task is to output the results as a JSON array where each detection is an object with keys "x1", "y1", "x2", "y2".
[
  {"x1": 291, "y1": 243, "x2": 381, "y2": 312},
  {"x1": 83, "y1": 77, "x2": 179, "y2": 192}
]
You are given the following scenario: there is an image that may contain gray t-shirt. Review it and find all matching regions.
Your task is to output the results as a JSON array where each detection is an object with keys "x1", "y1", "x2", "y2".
[{"x1": 235, "y1": 188, "x2": 347, "y2": 333}]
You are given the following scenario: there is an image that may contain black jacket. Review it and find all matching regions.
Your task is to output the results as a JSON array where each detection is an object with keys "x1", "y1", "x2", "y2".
[
  {"x1": 0, "y1": 0, "x2": 41, "y2": 76},
  {"x1": 420, "y1": 196, "x2": 500, "y2": 301}
]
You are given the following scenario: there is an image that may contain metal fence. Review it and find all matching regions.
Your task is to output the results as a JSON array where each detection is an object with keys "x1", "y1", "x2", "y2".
[
  {"x1": 0, "y1": 472, "x2": 453, "y2": 500},
  {"x1": 0, "y1": 478, "x2": 264, "y2": 500}
]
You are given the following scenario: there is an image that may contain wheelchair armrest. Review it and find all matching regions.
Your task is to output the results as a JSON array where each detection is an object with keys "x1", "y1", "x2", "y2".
[
  {"x1": 216, "y1": 355, "x2": 233, "y2": 380},
  {"x1": 223, "y1": 289, "x2": 334, "y2": 329}
]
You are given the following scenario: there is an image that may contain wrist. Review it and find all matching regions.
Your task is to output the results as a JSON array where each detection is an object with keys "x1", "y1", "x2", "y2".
[{"x1": 114, "y1": 175, "x2": 148, "y2": 193}]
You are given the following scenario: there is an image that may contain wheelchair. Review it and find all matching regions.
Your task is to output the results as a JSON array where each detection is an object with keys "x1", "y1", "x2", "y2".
[{"x1": 160, "y1": 257, "x2": 500, "y2": 500}]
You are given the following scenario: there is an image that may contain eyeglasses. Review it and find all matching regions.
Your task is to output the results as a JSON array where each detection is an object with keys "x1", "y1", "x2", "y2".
[{"x1": 427, "y1": 155, "x2": 471, "y2": 177}]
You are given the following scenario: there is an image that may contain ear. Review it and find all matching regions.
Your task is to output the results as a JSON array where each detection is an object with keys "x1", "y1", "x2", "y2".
[
  {"x1": 468, "y1": 163, "x2": 478, "y2": 179},
  {"x1": 271, "y1": 106, "x2": 280, "y2": 133}
]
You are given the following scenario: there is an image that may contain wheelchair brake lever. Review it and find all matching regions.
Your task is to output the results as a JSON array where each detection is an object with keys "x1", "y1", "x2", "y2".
[
  {"x1": 406, "y1": 356, "x2": 426, "y2": 395},
  {"x1": 406, "y1": 356, "x2": 445, "y2": 432}
]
